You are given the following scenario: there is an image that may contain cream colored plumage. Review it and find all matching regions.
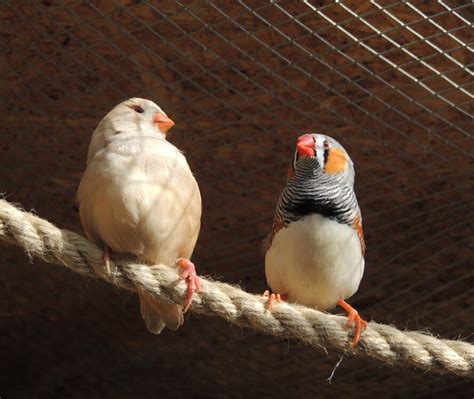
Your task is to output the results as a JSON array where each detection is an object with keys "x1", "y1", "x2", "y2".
[{"x1": 77, "y1": 98, "x2": 201, "y2": 334}]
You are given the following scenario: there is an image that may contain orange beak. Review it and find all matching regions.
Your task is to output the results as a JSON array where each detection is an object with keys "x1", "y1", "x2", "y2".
[
  {"x1": 154, "y1": 112, "x2": 175, "y2": 133},
  {"x1": 296, "y1": 135, "x2": 315, "y2": 157}
]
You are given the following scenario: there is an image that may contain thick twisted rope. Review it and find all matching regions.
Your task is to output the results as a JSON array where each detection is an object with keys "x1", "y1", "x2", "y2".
[{"x1": 0, "y1": 199, "x2": 473, "y2": 378}]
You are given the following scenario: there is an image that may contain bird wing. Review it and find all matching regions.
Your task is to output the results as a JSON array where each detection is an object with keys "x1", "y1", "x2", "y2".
[
  {"x1": 263, "y1": 212, "x2": 285, "y2": 253},
  {"x1": 353, "y1": 215, "x2": 366, "y2": 257}
]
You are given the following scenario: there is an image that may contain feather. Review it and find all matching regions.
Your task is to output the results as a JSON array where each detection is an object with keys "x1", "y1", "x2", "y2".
[
  {"x1": 353, "y1": 215, "x2": 366, "y2": 257},
  {"x1": 77, "y1": 98, "x2": 201, "y2": 333},
  {"x1": 265, "y1": 133, "x2": 364, "y2": 310}
]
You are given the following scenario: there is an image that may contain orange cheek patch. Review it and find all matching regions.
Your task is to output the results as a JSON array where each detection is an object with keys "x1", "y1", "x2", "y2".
[{"x1": 325, "y1": 148, "x2": 348, "y2": 174}]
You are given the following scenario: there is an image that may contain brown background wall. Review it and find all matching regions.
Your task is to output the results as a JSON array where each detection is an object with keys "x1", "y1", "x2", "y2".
[{"x1": 1, "y1": 1, "x2": 473, "y2": 397}]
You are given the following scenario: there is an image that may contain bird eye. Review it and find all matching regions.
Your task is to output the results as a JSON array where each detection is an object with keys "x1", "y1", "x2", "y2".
[
  {"x1": 132, "y1": 105, "x2": 144, "y2": 113},
  {"x1": 323, "y1": 140, "x2": 330, "y2": 149}
]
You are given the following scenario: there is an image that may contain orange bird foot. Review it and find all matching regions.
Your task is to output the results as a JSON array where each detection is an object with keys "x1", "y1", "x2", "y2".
[
  {"x1": 102, "y1": 244, "x2": 111, "y2": 274},
  {"x1": 338, "y1": 299, "x2": 367, "y2": 348},
  {"x1": 262, "y1": 290, "x2": 288, "y2": 310},
  {"x1": 177, "y1": 258, "x2": 201, "y2": 313}
]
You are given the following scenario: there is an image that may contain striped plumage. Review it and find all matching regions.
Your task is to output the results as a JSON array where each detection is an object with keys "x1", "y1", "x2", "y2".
[
  {"x1": 275, "y1": 157, "x2": 360, "y2": 228},
  {"x1": 265, "y1": 133, "x2": 367, "y2": 346}
]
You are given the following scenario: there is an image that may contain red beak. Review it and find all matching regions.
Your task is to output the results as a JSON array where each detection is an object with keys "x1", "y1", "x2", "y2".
[
  {"x1": 296, "y1": 135, "x2": 315, "y2": 157},
  {"x1": 154, "y1": 112, "x2": 175, "y2": 133}
]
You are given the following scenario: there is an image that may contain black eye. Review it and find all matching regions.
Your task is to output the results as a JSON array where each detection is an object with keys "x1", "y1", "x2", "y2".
[
  {"x1": 132, "y1": 105, "x2": 144, "y2": 113},
  {"x1": 323, "y1": 140, "x2": 330, "y2": 149}
]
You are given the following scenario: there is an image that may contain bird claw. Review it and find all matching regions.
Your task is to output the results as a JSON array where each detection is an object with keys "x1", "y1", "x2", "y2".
[
  {"x1": 177, "y1": 258, "x2": 200, "y2": 312},
  {"x1": 102, "y1": 245, "x2": 111, "y2": 275},
  {"x1": 262, "y1": 290, "x2": 287, "y2": 310},
  {"x1": 338, "y1": 299, "x2": 367, "y2": 348}
]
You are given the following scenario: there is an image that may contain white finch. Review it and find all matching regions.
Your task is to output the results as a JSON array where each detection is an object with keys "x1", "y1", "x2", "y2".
[
  {"x1": 264, "y1": 133, "x2": 367, "y2": 346},
  {"x1": 77, "y1": 98, "x2": 202, "y2": 334}
]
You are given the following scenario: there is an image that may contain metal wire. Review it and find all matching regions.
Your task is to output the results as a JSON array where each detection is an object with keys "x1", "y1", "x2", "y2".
[{"x1": 1, "y1": 1, "x2": 473, "y2": 397}]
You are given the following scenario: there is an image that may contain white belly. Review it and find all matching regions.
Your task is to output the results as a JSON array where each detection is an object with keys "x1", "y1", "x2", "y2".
[{"x1": 265, "y1": 214, "x2": 364, "y2": 310}]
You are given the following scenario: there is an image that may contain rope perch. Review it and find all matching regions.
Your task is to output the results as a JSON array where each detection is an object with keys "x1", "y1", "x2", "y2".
[{"x1": 0, "y1": 199, "x2": 473, "y2": 378}]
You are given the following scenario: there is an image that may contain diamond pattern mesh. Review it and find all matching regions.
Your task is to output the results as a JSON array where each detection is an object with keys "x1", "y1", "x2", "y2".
[{"x1": 1, "y1": 1, "x2": 473, "y2": 397}]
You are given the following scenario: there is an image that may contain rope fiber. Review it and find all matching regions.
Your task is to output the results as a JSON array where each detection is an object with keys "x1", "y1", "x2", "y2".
[{"x1": 1, "y1": 198, "x2": 473, "y2": 378}]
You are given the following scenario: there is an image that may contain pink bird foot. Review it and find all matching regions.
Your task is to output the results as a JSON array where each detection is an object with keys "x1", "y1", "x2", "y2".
[
  {"x1": 262, "y1": 290, "x2": 288, "y2": 310},
  {"x1": 102, "y1": 244, "x2": 111, "y2": 274},
  {"x1": 337, "y1": 298, "x2": 367, "y2": 348},
  {"x1": 177, "y1": 258, "x2": 201, "y2": 312}
]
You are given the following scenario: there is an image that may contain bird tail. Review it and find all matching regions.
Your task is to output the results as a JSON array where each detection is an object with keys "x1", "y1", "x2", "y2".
[{"x1": 139, "y1": 291, "x2": 184, "y2": 334}]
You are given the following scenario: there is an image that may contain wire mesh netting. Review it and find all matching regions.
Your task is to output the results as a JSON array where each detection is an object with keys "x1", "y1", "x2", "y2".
[{"x1": 1, "y1": 1, "x2": 473, "y2": 398}]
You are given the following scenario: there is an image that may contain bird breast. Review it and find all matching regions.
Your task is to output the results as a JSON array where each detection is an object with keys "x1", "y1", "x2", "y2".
[
  {"x1": 265, "y1": 214, "x2": 364, "y2": 310},
  {"x1": 77, "y1": 137, "x2": 201, "y2": 264}
]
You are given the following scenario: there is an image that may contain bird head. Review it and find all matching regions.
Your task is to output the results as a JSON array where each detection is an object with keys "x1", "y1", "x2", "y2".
[
  {"x1": 87, "y1": 98, "x2": 175, "y2": 161},
  {"x1": 290, "y1": 133, "x2": 355, "y2": 185},
  {"x1": 109, "y1": 97, "x2": 174, "y2": 138}
]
